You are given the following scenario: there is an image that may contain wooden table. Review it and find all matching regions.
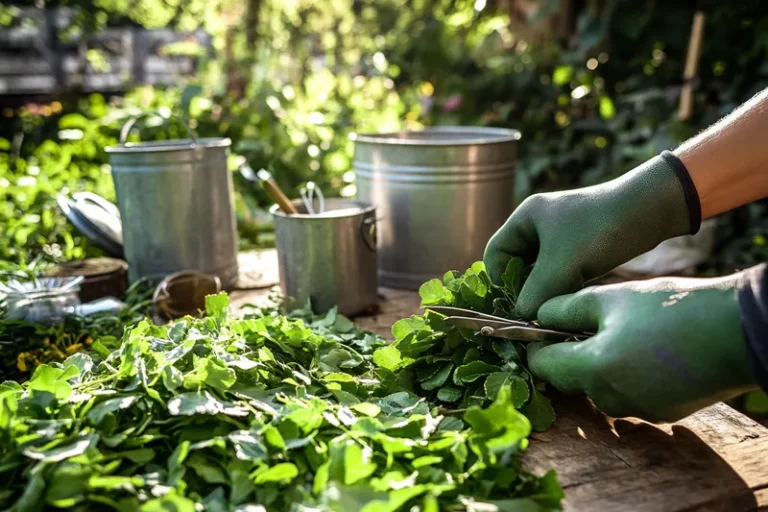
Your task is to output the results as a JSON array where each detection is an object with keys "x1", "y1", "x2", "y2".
[{"x1": 231, "y1": 285, "x2": 768, "y2": 511}]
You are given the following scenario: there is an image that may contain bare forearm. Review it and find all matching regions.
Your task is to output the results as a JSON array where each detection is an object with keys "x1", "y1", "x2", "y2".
[{"x1": 675, "y1": 88, "x2": 768, "y2": 219}]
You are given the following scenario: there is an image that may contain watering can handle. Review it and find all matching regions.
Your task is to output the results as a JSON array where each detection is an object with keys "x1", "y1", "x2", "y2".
[{"x1": 119, "y1": 112, "x2": 198, "y2": 145}]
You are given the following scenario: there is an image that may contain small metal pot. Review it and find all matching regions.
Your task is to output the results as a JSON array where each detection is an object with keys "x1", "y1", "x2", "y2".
[{"x1": 272, "y1": 199, "x2": 378, "y2": 316}]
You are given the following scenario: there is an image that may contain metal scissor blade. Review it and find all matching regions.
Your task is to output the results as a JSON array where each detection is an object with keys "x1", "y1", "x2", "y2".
[
  {"x1": 441, "y1": 317, "x2": 513, "y2": 331},
  {"x1": 490, "y1": 325, "x2": 586, "y2": 343},
  {"x1": 424, "y1": 305, "x2": 592, "y2": 343},
  {"x1": 424, "y1": 305, "x2": 534, "y2": 325}
]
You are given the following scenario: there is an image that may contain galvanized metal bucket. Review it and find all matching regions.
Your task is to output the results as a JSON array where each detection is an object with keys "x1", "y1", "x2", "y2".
[
  {"x1": 272, "y1": 199, "x2": 378, "y2": 316},
  {"x1": 106, "y1": 113, "x2": 239, "y2": 289},
  {"x1": 352, "y1": 126, "x2": 520, "y2": 289}
]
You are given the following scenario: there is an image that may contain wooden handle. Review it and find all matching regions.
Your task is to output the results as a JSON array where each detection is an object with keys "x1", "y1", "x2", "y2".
[
  {"x1": 262, "y1": 178, "x2": 298, "y2": 214},
  {"x1": 678, "y1": 11, "x2": 705, "y2": 121}
]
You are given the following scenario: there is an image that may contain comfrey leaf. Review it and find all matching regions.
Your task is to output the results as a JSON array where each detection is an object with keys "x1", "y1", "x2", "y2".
[
  {"x1": 501, "y1": 257, "x2": 525, "y2": 299},
  {"x1": 391, "y1": 316, "x2": 430, "y2": 341},
  {"x1": 520, "y1": 385, "x2": 556, "y2": 432},
  {"x1": 22, "y1": 433, "x2": 97, "y2": 463},
  {"x1": 205, "y1": 292, "x2": 230, "y2": 318},
  {"x1": 454, "y1": 361, "x2": 501, "y2": 385},
  {"x1": 419, "y1": 279, "x2": 452, "y2": 306},
  {"x1": 167, "y1": 391, "x2": 249, "y2": 417}
]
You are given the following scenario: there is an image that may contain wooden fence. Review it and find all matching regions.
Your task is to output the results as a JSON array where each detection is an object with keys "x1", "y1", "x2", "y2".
[{"x1": 0, "y1": 7, "x2": 211, "y2": 97}]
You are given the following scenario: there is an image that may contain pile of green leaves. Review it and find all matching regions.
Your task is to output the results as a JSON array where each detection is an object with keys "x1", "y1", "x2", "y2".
[
  {"x1": 0, "y1": 286, "x2": 562, "y2": 511},
  {"x1": 373, "y1": 259, "x2": 555, "y2": 433}
]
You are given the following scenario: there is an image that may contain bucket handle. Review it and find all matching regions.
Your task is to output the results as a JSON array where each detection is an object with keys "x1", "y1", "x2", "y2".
[
  {"x1": 361, "y1": 216, "x2": 377, "y2": 252},
  {"x1": 119, "y1": 112, "x2": 198, "y2": 146}
]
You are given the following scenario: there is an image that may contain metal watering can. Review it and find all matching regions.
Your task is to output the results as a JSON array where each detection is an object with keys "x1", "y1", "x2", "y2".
[{"x1": 94, "y1": 112, "x2": 239, "y2": 289}]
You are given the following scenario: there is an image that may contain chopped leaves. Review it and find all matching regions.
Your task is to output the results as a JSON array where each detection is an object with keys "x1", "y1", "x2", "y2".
[{"x1": 0, "y1": 259, "x2": 563, "y2": 511}]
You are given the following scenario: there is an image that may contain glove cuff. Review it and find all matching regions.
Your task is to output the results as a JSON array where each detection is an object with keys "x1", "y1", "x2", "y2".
[{"x1": 660, "y1": 150, "x2": 702, "y2": 235}]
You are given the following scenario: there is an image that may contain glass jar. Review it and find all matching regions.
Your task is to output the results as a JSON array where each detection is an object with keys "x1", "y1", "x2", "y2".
[{"x1": 2, "y1": 277, "x2": 83, "y2": 324}]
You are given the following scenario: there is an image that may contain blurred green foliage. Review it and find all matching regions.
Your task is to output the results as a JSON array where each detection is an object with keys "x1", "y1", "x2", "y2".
[{"x1": 2, "y1": 0, "x2": 768, "y2": 273}]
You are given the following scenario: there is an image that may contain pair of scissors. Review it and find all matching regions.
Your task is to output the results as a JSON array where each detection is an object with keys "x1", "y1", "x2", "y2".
[
  {"x1": 424, "y1": 306, "x2": 591, "y2": 343},
  {"x1": 300, "y1": 182, "x2": 325, "y2": 215}
]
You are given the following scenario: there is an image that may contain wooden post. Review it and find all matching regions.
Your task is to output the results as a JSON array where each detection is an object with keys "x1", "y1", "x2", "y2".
[{"x1": 678, "y1": 11, "x2": 705, "y2": 121}]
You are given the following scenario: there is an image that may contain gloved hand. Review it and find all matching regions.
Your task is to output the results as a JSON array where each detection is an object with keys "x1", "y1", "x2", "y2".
[
  {"x1": 527, "y1": 274, "x2": 758, "y2": 423},
  {"x1": 484, "y1": 154, "x2": 700, "y2": 319}
]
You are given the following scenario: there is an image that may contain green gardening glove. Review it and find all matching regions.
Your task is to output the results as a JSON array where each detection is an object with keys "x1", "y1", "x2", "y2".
[
  {"x1": 484, "y1": 154, "x2": 699, "y2": 319},
  {"x1": 527, "y1": 274, "x2": 758, "y2": 423}
]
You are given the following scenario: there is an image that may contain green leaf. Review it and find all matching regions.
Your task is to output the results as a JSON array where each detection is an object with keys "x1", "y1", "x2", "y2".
[
  {"x1": 420, "y1": 363, "x2": 453, "y2": 391},
  {"x1": 501, "y1": 257, "x2": 525, "y2": 299},
  {"x1": 167, "y1": 391, "x2": 248, "y2": 417},
  {"x1": 459, "y1": 274, "x2": 488, "y2": 310},
  {"x1": 470, "y1": 261, "x2": 487, "y2": 274},
  {"x1": 0, "y1": 390, "x2": 18, "y2": 429},
  {"x1": 189, "y1": 452, "x2": 228, "y2": 484},
  {"x1": 313, "y1": 461, "x2": 331, "y2": 496},
  {"x1": 485, "y1": 373, "x2": 529, "y2": 407},
  {"x1": 334, "y1": 314, "x2": 356, "y2": 333},
  {"x1": 263, "y1": 425, "x2": 286, "y2": 449},
  {"x1": 454, "y1": 361, "x2": 501, "y2": 385},
  {"x1": 183, "y1": 357, "x2": 236, "y2": 391},
  {"x1": 205, "y1": 292, "x2": 230, "y2": 318},
  {"x1": 437, "y1": 387, "x2": 463, "y2": 403},
  {"x1": 26, "y1": 364, "x2": 74, "y2": 400},
  {"x1": 520, "y1": 386, "x2": 556, "y2": 432},
  {"x1": 464, "y1": 386, "x2": 531, "y2": 455},
  {"x1": 397, "y1": 331, "x2": 443, "y2": 358},
  {"x1": 23, "y1": 433, "x2": 97, "y2": 463},
  {"x1": 419, "y1": 279, "x2": 451, "y2": 306},
  {"x1": 253, "y1": 462, "x2": 299, "y2": 484},
  {"x1": 141, "y1": 491, "x2": 197, "y2": 512},
  {"x1": 352, "y1": 402, "x2": 381, "y2": 417},
  {"x1": 344, "y1": 443, "x2": 377, "y2": 485},
  {"x1": 492, "y1": 340, "x2": 520, "y2": 363},
  {"x1": 168, "y1": 441, "x2": 190, "y2": 487},
  {"x1": 229, "y1": 430, "x2": 268, "y2": 461},
  {"x1": 88, "y1": 475, "x2": 144, "y2": 490},
  {"x1": 162, "y1": 365, "x2": 184, "y2": 391},
  {"x1": 373, "y1": 345, "x2": 405, "y2": 371},
  {"x1": 45, "y1": 463, "x2": 90, "y2": 507},
  {"x1": 87, "y1": 395, "x2": 140, "y2": 425},
  {"x1": 437, "y1": 417, "x2": 464, "y2": 432},
  {"x1": 391, "y1": 316, "x2": 429, "y2": 341},
  {"x1": 360, "y1": 485, "x2": 430, "y2": 512}
]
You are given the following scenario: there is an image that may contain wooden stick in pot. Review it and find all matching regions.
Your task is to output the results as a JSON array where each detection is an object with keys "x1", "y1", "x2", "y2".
[{"x1": 257, "y1": 169, "x2": 298, "y2": 214}]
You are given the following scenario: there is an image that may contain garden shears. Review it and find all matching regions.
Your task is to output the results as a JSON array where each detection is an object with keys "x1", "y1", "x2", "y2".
[{"x1": 424, "y1": 306, "x2": 592, "y2": 343}]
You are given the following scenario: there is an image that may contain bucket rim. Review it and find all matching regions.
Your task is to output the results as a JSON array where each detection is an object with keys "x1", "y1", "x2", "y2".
[
  {"x1": 106, "y1": 137, "x2": 231, "y2": 153},
  {"x1": 349, "y1": 126, "x2": 521, "y2": 146},
  {"x1": 271, "y1": 198, "x2": 376, "y2": 219}
]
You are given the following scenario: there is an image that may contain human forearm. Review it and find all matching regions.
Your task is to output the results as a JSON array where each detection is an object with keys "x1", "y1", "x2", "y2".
[{"x1": 676, "y1": 87, "x2": 768, "y2": 218}]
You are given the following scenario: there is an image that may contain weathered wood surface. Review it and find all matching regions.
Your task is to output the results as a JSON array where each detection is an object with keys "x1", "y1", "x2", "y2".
[{"x1": 230, "y1": 285, "x2": 768, "y2": 511}]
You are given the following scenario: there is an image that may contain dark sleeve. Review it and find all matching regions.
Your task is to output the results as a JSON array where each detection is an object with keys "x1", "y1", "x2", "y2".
[{"x1": 738, "y1": 263, "x2": 768, "y2": 390}]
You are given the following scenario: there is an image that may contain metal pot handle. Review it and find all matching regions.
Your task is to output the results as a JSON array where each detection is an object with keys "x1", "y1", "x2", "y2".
[
  {"x1": 361, "y1": 216, "x2": 377, "y2": 252},
  {"x1": 119, "y1": 112, "x2": 198, "y2": 146}
]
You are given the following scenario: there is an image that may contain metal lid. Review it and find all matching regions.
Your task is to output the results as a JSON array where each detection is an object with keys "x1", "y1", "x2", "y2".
[
  {"x1": 57, "y1": 192, "x2": 124, "y2": 258},
  {"x1": 349, "y1": 126, "x2": 521, "y2": 146}
]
